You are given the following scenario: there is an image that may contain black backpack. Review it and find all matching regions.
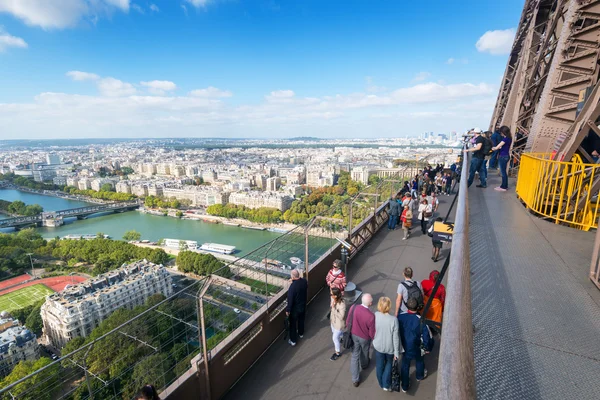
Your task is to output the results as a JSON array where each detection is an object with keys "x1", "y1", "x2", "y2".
[
  {"x1": 401, "y1": 281, "x2": 424, "y2": 310},
  {"x1": 481, "y1": 137, "x2": 493, "y2": 156}
]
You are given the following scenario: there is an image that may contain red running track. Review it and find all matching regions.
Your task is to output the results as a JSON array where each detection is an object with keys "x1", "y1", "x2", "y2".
[
  {"x1": 0, "y1": 275, "x2": 87, "y2": 295},
  {"x1": 0, "y1": 274, "x2": 31, "y2": 290}
]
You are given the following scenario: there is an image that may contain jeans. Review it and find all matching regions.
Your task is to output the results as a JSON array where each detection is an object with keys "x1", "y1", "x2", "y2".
[
  {"x1": 401, "y1": 353, "x2": 425, "y2": 392},
  {"x1": 350, "y1": 334, "x2": 371, "y2": 383},
  {"x1": 288, "y1": 311, "x2": 305, "y2": 343},
  {"x1": 499, "y1": 155, "x2": 509, "y2": 189},
  {"x1": 467, "y1": 157, "x2": 487, "y2": 187},
  {"x1": 388, "y1": 215, "x2": 398, "y2": 230},
  {"x1": 375, "y1": 350, "x2": 394, "y2": 390},
  {"x1": 420, "y1": 218, "x2": 427, "y2": 234},
  {"x1": 410, "y1": 189, "x2": 417, "y2": 198},
  {"x1": 489, "y1": 150, "x2": 499, "y2": 169},
  {"x1": 331, "y1": 325, "x2": 343, "y2": 353}
]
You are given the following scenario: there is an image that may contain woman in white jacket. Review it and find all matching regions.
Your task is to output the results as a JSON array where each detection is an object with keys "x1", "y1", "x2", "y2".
[{"x1": 418, "y1": 198, "x2": 432, "y2": 235}]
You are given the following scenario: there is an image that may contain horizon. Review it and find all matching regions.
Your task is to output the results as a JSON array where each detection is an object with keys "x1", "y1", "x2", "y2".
[{"x1": 0, "y1": 0, "x2": 522, "y2": 139}]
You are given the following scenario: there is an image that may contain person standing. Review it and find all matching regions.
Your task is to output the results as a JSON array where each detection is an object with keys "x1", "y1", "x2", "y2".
[
  {"x1": 394, "y1": 267, "x2": 424, "y2": 317},
  {"x1": 465, "y1": 128, "x2": 487, "y2": 188},
  {"x1": 326, "y1": 259, "x2": 347, "y2": 292},
  {"x1": 417, "y1": 198, "x2": 432, "y2": 235},
  {"x1": 388, "y1": 196, "x2": 401, "y2": 230},
  {"x1": 489, "y1": 129, "x2": 502, "y2": 170},
  {"x1": 373, "y1": 296, "x2": 402, "y2": 392},
  {"x1": 329, "y1": 287, "x2": 346, "y2": 361},
  {"x1": 421, "y1": 270, "x2": 446, "y2": 332},
  {"x1": 398, "y1": 298, "x2": 433, "y2": 393},
  {"x1": 400, "y1": 205, "x2": 412, "y2": 240},
  {"x1": 429, "y1": 217, "x2": 443, "y2": 262},
  {"x1": 348, "y1": 293, "x2": 376, "y2": 387},
  {"x1": 286, "y1": 269, "x2": 308, "y2": 346},
  {"x1": 492, "y1": 125, "x2": 513, "y2": 192},
  {"x1": 411, "y1": 176, "x2": 419, "y2": 198},
  {"x1": 445, "y1": 172, "x2": 453, "y2": 195}
]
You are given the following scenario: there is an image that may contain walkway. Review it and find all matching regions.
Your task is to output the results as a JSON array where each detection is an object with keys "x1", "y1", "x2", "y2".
[
  {"x1": 469, "y1": 174, "x2": 600, "y2": 400},
  {"x1": 223, "y1": 195, "x2": 455, "y2": 400}
]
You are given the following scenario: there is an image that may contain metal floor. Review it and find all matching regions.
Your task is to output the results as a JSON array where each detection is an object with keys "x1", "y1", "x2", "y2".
[
  {"x1": 469, "y1": 174, "x2": 600, "y2": 400},
  {"x1": 223, "y1": 195, "x2": 456, "y2": 400}
]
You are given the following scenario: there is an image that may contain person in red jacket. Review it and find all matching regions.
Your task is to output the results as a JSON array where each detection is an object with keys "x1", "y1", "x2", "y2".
[{"x1": 326, "y1": 259, "x2": 347, "y2": 292}]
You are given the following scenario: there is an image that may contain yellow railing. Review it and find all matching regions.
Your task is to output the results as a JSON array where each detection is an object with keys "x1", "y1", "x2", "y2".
[{"x1": 516, "y1": 153, "x2": 600, "y2": 231}]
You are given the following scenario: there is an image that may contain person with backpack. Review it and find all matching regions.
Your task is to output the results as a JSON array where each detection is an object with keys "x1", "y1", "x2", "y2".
[
  {"x1": 465, "y1": 128, "x2": 488, "y2": 188},
  {"x1": 394, "y1": 267, "x2": 424, "y2": 317},
  {"x1": 398, "y1": 298, "x2": 433, "y2": 393}
]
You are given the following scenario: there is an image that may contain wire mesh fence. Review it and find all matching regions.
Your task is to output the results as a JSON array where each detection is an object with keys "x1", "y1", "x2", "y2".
[{"x1": 0, "y1": 181, "x2": 404, "y2": 400}]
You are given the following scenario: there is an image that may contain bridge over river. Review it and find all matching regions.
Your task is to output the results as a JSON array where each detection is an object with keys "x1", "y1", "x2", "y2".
[{"x1": 0, "y1": 201, "x2": 140, "y2": 229}]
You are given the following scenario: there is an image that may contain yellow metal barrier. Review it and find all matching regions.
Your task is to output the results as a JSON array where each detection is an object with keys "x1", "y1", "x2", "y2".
[{"x1": 516, "y1": 153, "x2": 600, "y2": 231}]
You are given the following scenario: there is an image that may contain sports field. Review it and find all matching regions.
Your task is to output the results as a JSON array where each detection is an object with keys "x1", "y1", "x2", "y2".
[{"x1": 0, "y1": 284, "x2": 55, "y2": 313}]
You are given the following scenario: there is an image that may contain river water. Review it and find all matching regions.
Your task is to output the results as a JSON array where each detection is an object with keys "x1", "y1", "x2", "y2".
[{"x1": 0, "y1": 189, "x2": 292, "y2": 257}]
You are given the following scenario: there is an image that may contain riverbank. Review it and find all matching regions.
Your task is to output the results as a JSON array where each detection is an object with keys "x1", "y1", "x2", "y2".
[{"x1": 2, "y1": 184, "x2": 106, "y2": 204}]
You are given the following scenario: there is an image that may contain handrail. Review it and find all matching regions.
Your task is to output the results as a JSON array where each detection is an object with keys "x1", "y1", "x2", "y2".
[{"x1": 435, "y1": 147, "x2": 476, "y2": 399}]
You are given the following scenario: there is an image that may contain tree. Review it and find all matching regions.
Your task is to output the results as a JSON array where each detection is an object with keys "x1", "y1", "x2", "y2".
[
  {"x1": 176, "y1": 211, "x2": 183, "y2": 218},
  {"x1": 121, "y1": 166, "x2": 134, "y2": 175},
  {"x1": 24, "y1": 302, "x2": 44, "y2": 336},
  {"x1": 96, "y1": 232, "x2": 105, "y2": 239},
  {"x1": 0, "y1": 357, "x2": 60, "y2": 399},
  {"x1": 122, "y1": 230, "x2": 141, "y2": 241},
  {"x1": 100, "y1": 183, "x2": 114, "y2": 192}
]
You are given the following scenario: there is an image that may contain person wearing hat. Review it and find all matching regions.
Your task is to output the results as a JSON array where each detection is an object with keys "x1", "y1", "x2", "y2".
[{"x1": 464, "y1": 128, "x2": 487, "y2": 188}]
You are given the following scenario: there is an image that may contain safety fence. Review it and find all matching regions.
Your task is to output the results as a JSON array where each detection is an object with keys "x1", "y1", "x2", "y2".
[
  {"x1": 0, "y1": 178, "x2": 407, "y2": 400},
  {"x1": 435, "y1": 148, "x2": 476, "y2": 399},
  {"x1": 516, "y1": 153, "x2": 600, "y2": 231}
]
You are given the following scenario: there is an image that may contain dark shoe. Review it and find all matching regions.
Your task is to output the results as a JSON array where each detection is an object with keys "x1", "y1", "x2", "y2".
[
  {"x1": 475, "y1": 184, "x2": 486, "y2": 188},
  {"x1": 353, "y1": 381, "x2": 360, "y2": 387},
  {"x1": 434, "y1": 258, "x2": 439, "y2": 262},
  {"x1": 431, "y1": 256, "x2": 434, "y2": 260},
  {"x1": 330, "y1": 353, "x2": 340, "y2": 361}
]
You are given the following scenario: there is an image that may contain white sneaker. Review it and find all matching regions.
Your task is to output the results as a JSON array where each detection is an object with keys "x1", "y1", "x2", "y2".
[
  {"x1": 417, "y1": 369, "x2": 428, "y2": 381},
  {"x1": 402, "y1": 237, "x2": 407, "y2": 240},
  {"x1": 288, "y1": 339, "x2": 296, "y2": 347},
  {"x1": 383, "y1": 388, "x2": 390, "y2": 392},
  {"x1": 299, "y1": 335, "x2": 304, "y2": 339}
]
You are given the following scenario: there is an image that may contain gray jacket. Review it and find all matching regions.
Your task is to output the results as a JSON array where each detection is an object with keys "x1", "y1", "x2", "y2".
[
  {"x1": 373, "y1": 311, "x2": 402, "y2": 357},
  {"x1": 389, "y1": 200, "x2": 401, "y2": 217}
]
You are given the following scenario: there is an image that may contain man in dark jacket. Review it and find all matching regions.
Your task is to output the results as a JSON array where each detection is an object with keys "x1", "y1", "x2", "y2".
[
  {"x1": 489, "y1": 130, "x2": 502, "y2": 170},
  {"x1": 286, "y1": 269, "x2": 308, "y2": 346},
  {"x1": 388, "y1": 196, "x2": 401, "y2": 230},
  {"x1": 397, "y1": 298, "x2": 433, "y2": 393}
]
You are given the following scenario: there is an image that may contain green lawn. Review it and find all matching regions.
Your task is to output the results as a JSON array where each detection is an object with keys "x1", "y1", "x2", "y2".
[{"x1": 0, "y1": 284, "x2": 55, "y2": 313}]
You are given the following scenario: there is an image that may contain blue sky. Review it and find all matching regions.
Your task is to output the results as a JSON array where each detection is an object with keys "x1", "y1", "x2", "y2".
[{"x1": 0, "y1": 0, "x2": 524, "y2": 139}]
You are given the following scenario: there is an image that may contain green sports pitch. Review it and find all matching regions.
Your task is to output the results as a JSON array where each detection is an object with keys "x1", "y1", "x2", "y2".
[{"x1": 0, "y1": 284, "x2": 55, "y2": 313}]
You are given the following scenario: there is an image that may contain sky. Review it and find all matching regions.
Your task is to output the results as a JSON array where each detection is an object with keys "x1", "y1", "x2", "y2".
[{"x1": 0, "y1": 0, "x2": 525, "y2": 139}]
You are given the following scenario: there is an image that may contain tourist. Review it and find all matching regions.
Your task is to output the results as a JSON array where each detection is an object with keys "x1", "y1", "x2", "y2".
[
  {"x1": 137, "y1": 385, "x2": 160, "y2": 400},
  {"x1": 429, "y1": 192, "x2": 439, "y2": 213},
  {"x1": 348, "y1": 293, "x2": 375, "y2": 387},
  {"x1": 398, "y1": 298, "x2": 433, "y2": 393},
  {"x1": 435, "y1": 173, "x2": 443, "y2": 194},
  {"x1": 373, "y1": 296, "x2": 402, "y2": 392},
  {"x1": 394, "y1": 267, "x2": 424, "y2": 317},
  {"x1": 411, "y1": 176, "x2": 419, "y2": 198},
  {"x1": 465, "y1": 128, "x2": 487, "y2": 188},
  {"x1": 489, "y1": 129, "x2": 502, "y2": 170},
  {"x1": 329, "y1": 287, "x2": 346, "y2": 361},
  {"x1": 444, "y1": 172, "x2": 453, "y2": 195},
  {"x1": 421, "y1": 270, "x2": 446, "y2": 333},
  {"x1": 326, "y1": 259, "x2": 347, "y2": 292},
  {"x1": 418, "y1": 198, "x2": 432, "y2": 235},
  {"x1": 286, "y1": 269, "x2": 308, "y2": 346},
  {"x1": 388, "y1": 195, "x2": 401, "y2": 230},
  {"x1": 491, "y1": 125, "x2": 513, "y2": 192},
  {"x1": 400, "y1": 205, "x2": 412, "y2": 240},
  {"x1": 402, "y1": 180, "x2": 411, "y2": 194},
  {"x1": 429, "y1": 217, "x2": 443, "y2": 262}
]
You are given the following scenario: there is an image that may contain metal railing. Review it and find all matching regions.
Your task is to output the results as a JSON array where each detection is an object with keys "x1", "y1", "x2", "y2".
[
  {"x1": 516, "y1": 152, "x2": 600, "y2": 231},
  {"x1": 435, "y1": 148, "x2": 476, "y2": 400},
  {"x1": 0, "y1": 179, "x2": 406, "y2": 400}
]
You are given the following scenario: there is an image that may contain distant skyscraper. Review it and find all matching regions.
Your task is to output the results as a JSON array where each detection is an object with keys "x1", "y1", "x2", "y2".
[{"x1": 46, "y1": 153, "x2": 61, "y2": 165}]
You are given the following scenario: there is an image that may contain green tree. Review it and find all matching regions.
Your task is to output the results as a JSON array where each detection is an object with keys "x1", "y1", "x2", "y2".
[
  {"x1": 100, "y1": 183, "x2": 114, "y2": 192},
  {"x1": 96, "y1": 232, "x2": 105, "y2": 239},
  {"x1": 24, "y1": 303, "x2": 44, "y2": 336},
  {"x1": 176, "y1": 210, "x2": 183, "y2": 218},
  {"x1": 0, "y1": 357, "x2": 60, "y2": 398},
  {"x1": 122, "y1": 230, "x2": 142, "y2": 241},
  {"x1": 121, "y1": 166, "x2": 134, "y2": 175}
]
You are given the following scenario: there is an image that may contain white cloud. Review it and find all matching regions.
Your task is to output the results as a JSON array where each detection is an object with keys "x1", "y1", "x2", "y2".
[
  {"x1": 181, "y1": 4, "x2": 188, "y2": 16},
  {"x1": 66, "y1": 70, "x2": 100, "y2": 81},
  {"x1": 476, "y1": 28, "x2": 516, "y2": 55},
  {"x1": 0, "y1": 0, "x2": 130, "y2": 29},
  {"x1": 446, "y1": 58, "x2": 455, "y2": 64},
  {"x1": 0, "y1": 73, "x2": 498, "y2": 138},
  {"x1": 186, "y1": 0, "x2": 211, "y2": 8},
  {"x1": 0, "y1": 28, "x2": 27, "y2": 52},
  {"x1": 97, "y1": 77, "x2": 137, "y2": 97},
  {"x1": 131, "y1": 4, "x2": 144, "y2": 14},
  {"x1": 141, "y1": 80, "x2": 177, "y2": 95},
  {"x1": 189, "y1": 86, "x2": 232, "y2": 98},
  {"x1": 413, "y1": 71, "x2": 431, "y2": 82},
  {"x1": 150, "y1": 4, "x2": 159, "y2": 12}
]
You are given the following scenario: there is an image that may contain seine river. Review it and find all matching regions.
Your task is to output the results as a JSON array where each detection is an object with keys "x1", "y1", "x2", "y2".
[{"x1": 0, "y1": 189, "x2": 292, "y2": 257}]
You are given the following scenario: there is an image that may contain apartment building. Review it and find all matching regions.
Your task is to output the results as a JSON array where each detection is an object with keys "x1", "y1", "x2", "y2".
[
  {"x1": 116, "y1": 181, "x2": 132, "y2": 194},
  {"x1": 66, "y1": 177, "x2": 79, "y2": 187},
  {"x1": 162, "y1": 187, "x2": 229, "y2": 206},
  {"x1": 78, "y1": 178, "x2": 91, "y2": 191},
  {"x1": 266, "y1": 177, "x2": 280, "y2": 191},
  {"x1": 0, "y1": 317, "x2": 39, "y2": 377},
  {"x1": 229, "y1": 191, "x2": 293, "y2": 211},
  {"x1": 41, "y1": 260, "x2": 173, "y2": 348},
  {"x1": 91, "y1": 179, "x2": 114, "y2": 192}
]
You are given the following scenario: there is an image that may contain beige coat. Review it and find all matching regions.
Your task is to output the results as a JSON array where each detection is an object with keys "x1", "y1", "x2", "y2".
[{"x1": 330, "y1": 300, "x2": 347, "y2": 331}]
